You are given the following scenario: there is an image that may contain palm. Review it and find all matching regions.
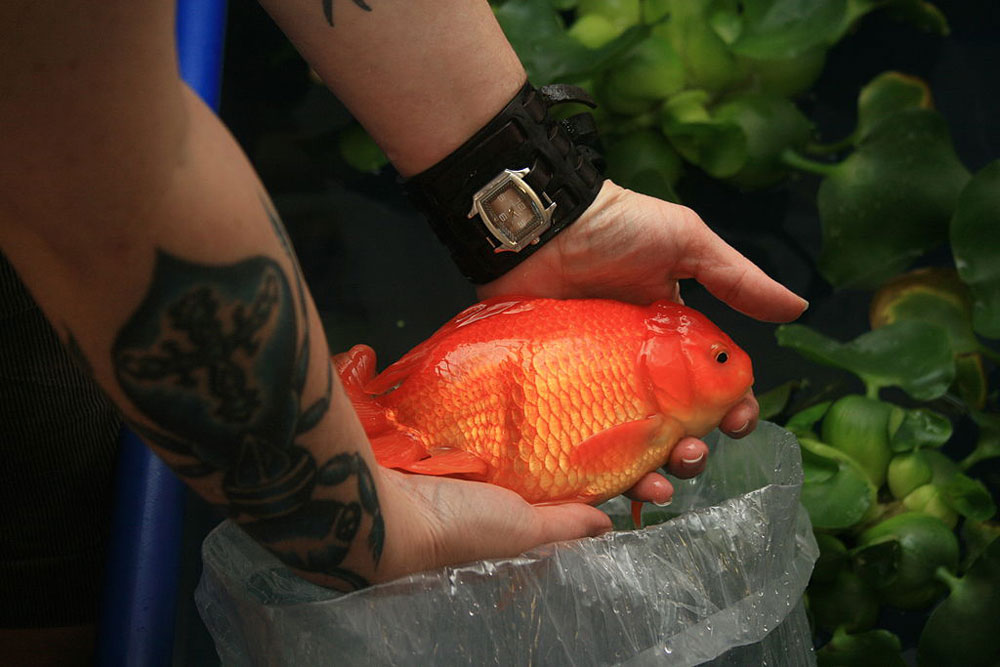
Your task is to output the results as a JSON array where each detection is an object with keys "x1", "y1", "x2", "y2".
[{"x1": 375, "y1": 468, "x2": 611, "y2": 581}]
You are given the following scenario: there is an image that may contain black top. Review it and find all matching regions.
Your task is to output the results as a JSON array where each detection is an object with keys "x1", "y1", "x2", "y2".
[{"x1": 0, "y1": 253, "x2": 121, "y2": 627}]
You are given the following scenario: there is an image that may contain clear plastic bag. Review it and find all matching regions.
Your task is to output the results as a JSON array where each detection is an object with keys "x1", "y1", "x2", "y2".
[{"x1": 196, "y1": 422, "x2": 818, "y2": 666}]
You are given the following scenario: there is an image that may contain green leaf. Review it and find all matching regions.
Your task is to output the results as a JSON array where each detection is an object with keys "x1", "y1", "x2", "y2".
[
  {"x1": 784, "y1": 400, "x2": 831, "y2": 439},
  {"x1": 812, "y1": 533, "x2": 850, "y2": 584},
  {"x1": 495, "y1": 0, "x2": 648, "y2": 84},
  {"x1": 961, "y1": 520, "x2": 1000, "y2": 572},
  {"x1": 858, "y1": 511, "x2": 959, "y2": 609},
  {"x1": 661, "y1": 119, "x2": 748, "y2": 178},
  {"x1": 776, "y1": 321, "x2": 956, "y2": 401},
  {"x1": 918, "y1": 540, "x2": 1000, "y2": 667},
  {"x1": 940, "y1": 473, "x2": 997, "y2": 522},
  {"x1": 961, "y1": 411, "x2": 1000, "y2": 470},
  {"x1": 577, "y1": 0, "x2": 641, "y2": 29},
  {"x1": 660, "y1": 91, "x2": 749, "y2": 178},
  {"x1": 889, "y1": 408, "x2": 952, "y2": 452},
  {"x1": 799, "y1": 437, "x2": 876, "y2": 530},
  {"x1": 816, "y1": 109, "x2": 970, "y2": 288},
  {"x1": 817, "y1": 627, "x2": 905, "y2": 667},
  {"x1": 821, "y1": 395, "x2": 894, "y2": 487},
  {"x1": 734, "y1": 45, "x2": 828, "y2": 98},
  {"x1": 810, "y1": 570, "x2": 880, "y2": 633},
  {"x1": 708, "y1": 2, "x2": 743, "y2": 45},
  {"x1": 567, "y1": 14, "x2": 623, "y2": 49},
  {"x1": 869, "y1": 268, "x2": 980, "y2": 356},
  {"x1": 854, "y1": 71, "x2": 933, "y2": 144},
  {"x1": 662, "y1": 0, "x2": 738, "y2": 92},
  {"x1": 953, "y1": 353, "x2": 988, "y2": 410},
  {"x1": 757, "y1": 379, "x2": 801, "y2": 420},
  {"x1": 729, "y1": 0, "x2": 848, "y2": 60},
  {"x1": 851, "y1": 537, "x2": 903, "y2": 588},
  {"x1": 604, "y1": 129, "x2": 683, "y2": 202},
  {"x1": 711, "y1": 92, "x2": 814, "y2": 188},
  {"x1": 601, "y1": 34, "x2": 686, "y2": 101},
  {"x1": 950, "y1": 160, "x2": 1000, "y2": 339},
  {"x1": 883, "y1": 0, "x2": 949, "y2": 35},
  {"x1": 338, "y1": 124, "x2": 388, "y2": 173},
  {"x1": 921, "y1": 448, "x2": 960, "y2": 484},
  {"x1": 902, "y1": 483, "x2": 958, "y2": 529},
  {"x1": 846, "y1": 0, "x2": 949, "y2": 36},
  {"x1": 887, "y1": 450, "x2": 933, "y2": 499}
]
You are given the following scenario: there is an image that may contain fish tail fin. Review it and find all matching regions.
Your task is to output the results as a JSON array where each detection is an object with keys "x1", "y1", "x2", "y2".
[
  {"x1": 333, "y1": 345, "x2": 430, "y2": 468},
  {"x1": 333, "y1": 344, "x2": 394, "y2": 436}
]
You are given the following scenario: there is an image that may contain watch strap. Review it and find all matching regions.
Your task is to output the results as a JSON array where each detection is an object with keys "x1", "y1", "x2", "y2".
[{"x1": 404, "y1": 82, "x2": 605, "y2": 284}]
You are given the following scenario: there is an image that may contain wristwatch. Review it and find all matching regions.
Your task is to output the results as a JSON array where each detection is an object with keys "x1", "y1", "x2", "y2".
[
  {"x1": 468, "y1": 167, "x2": 555, "y2": 253},
  {"x1": 405, "y1": 82, "x2": 605, "y2": 284}
]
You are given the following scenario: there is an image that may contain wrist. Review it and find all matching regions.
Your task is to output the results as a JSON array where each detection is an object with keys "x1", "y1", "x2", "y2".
[{"x1": 405, "y1": 81, "x2": 606, "y2": 285}]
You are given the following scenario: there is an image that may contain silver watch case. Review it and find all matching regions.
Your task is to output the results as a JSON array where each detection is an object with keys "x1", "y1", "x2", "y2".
[{"x1": 467, "y1": 168, "x2": 557, "y2": 253}]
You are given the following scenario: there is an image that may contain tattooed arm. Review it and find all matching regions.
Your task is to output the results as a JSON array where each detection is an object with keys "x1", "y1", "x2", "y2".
[{"x1": 0, "y1": 1, "x2": 611, "y2": 591}]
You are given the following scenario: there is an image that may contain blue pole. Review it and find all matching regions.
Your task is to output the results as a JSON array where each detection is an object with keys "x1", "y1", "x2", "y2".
[{"x1": 97, "y1": 2, "x2": 227, "y2": 665}]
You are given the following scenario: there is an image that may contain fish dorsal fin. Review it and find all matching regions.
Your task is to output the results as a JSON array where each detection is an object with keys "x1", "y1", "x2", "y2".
[{"x1": 363, "y1": 296, "x2": 540, "y2": 396}]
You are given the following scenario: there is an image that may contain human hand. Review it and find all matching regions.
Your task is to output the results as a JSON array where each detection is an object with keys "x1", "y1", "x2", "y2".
[
  {"x1": 477, "y1": 180, "x2": 802, "y2": 494},
  {"x1": 374, "y1": 467, "x2": 612, "y2": 582}
]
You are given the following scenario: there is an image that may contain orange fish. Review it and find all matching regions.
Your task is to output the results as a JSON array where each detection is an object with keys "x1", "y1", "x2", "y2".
[{"x1": 334, "y1": 297, "x2": 753, "y2": 515}]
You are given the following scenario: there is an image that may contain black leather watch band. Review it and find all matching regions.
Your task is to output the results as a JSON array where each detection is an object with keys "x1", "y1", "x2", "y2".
[{"x1": 404, "y1": 82, "x2": 605, "y2": 284}]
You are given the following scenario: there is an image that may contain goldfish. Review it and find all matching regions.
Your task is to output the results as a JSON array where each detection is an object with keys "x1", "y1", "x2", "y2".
[{"x1": 334, "y1": 297, "x2": 753, "y2": 515}]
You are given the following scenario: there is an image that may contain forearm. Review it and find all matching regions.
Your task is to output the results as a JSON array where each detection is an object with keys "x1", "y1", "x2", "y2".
[
  {"x1": 1, "y1": 71, "x2": 403, "y2": 589},
  {"x1": 258, "y1": 0, "x2": 526, "y2": 176}
]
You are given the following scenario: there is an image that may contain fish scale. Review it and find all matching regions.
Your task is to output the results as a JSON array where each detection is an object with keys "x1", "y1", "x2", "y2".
[
  {"x1": 335, "y1": 297, "x2": 753, "y2": 506},
  {"x1": 380, "y1": 305, "x2": 653, "y2": 502}
]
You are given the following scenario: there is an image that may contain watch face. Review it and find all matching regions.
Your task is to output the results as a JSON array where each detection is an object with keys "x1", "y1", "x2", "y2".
[
  {"x1": 483, "y1": 183, "x2": 539, "y2": 241},
  {"x1": 469, "y1": 168, "x2": 555, "y2": 252}
]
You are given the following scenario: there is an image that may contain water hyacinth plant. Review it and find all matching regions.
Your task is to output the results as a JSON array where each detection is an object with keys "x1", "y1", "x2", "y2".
[{"x1": 479, "y1": 0, "x2": 998, "y2": 662}]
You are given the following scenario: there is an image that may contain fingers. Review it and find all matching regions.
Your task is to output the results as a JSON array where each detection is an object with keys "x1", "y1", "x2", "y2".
[
  {"x1": 624, "y1": 472, "x2": 674, "y2": 504},
  {"x1": 686, "y1": 225, "x2": 808, "y2": 323},
  {"x1": 667, "y1": 437, "x2": 709, "y2": 479},
  {"x1": 533, "y1": 503, "x2": 613, "y2": 542},
  {"x1": 720, "y1": 391, "x2": 759, "y2": 438}
]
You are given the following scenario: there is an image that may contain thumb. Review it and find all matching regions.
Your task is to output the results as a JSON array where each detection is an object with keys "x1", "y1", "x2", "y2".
[
  {"x1": 532, "y1": 503, "x2": 612, "y2": 544},
  {"x1": 689, "y1": 228, "x2": 808, "y2": 323}
]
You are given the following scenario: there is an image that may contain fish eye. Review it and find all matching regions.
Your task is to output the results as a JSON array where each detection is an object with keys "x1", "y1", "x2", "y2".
[{"x1": 714, "y1": 347, "x2": 729, "y2": 364}]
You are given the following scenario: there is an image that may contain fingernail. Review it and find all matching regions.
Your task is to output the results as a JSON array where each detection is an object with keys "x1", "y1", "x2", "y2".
[
  {"x1": 681, "y1": 452, "x2": 705, "y2": 465},
  {"x1": 732, "y1": 420, "x2": 751, "y2": 435},
  {"x1": 654, "y1": 498, "x2": 673, "y2": 507}
]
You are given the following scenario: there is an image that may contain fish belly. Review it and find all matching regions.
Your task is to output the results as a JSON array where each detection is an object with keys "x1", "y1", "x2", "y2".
[{"x1": 385, "y1": 333, "x2": 655, "y2": 503}]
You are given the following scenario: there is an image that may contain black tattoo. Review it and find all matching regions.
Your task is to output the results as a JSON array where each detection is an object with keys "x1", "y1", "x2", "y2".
[
  {"x1": 322, "y1": 0, "x2": 372, "y2": 26},
  {"x1": 101, "y1": 197, "x2": 383, "y2": 590}
]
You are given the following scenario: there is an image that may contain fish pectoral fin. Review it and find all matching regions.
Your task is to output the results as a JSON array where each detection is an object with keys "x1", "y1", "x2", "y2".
[
  {"x1": 401, "y1": 449, "x2": 489, "y2": 479},
  {"x1": 569, "y1": 416, "x2": 668, "y2": 469},
  {"x1": 370, "y1": 431, "x2": 427, "y2": 469}
]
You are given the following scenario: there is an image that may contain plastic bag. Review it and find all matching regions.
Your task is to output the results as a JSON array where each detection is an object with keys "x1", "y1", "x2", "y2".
[{"x1": 196, "y1": 422, "x2": 818, "y2": 665}]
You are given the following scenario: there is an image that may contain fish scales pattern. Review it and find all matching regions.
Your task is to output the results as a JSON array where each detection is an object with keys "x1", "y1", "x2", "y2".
[{"x1": 383, "y1": 301, "x2": 651, "y2": 502}]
